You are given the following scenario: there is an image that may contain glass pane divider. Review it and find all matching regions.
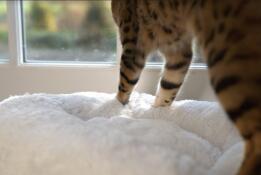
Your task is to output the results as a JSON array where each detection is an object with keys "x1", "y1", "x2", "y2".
[{"x1": 7, "y1": 0, "x2": 24, "y2": 66}]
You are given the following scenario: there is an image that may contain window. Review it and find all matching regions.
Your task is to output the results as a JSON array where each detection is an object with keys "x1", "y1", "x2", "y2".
[
  {"x1": 147, "y1": 44, "x2": 205, "y2": 64},
  {"x1": 22, "y1": 1, "x2": 116, "y2": 63},
  {"x1": 1, "y1": 0, "x2": 210, "y2": 102},
  {"x1": 21, "y1": 0, "x2": 204, "y2": 65},
  {"x1": 0, "y1": 1, "x2": 8, "y2": 61}
]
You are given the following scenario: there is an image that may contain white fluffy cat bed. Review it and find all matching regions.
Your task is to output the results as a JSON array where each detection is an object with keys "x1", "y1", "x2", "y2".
[{"x1": 0, "y1": 92, "x2": 244, "y2": 175}]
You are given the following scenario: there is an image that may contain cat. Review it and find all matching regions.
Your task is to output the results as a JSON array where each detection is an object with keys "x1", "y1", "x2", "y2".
[{"x1": 111, "y1": 0, "x2": 261, "y2": 174}]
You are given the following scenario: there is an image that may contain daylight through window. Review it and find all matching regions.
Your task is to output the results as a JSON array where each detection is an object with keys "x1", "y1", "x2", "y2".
[
  {"x1": 0, "y1": 1, "x2": 8, "y2": 61},
  {"x1": 22, "y1": 1, "x2": 116, "y2": 63}
]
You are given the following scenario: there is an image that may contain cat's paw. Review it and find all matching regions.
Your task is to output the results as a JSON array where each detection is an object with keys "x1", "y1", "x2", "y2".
[
  {"x1": 116, "y1": 92, "x2": 130, "y2": 105},
  {"x1": 153, "y1": 95, "x2": 172, "y2": 107}
]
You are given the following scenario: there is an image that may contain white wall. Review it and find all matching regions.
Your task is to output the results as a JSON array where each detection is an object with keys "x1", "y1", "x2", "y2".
[{"x1": 0, "y1": 65, "x2": 217, "y2": 102}]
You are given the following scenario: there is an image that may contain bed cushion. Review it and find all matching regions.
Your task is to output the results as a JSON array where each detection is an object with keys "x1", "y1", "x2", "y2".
[{"x1": 0, "y1": 92, "x2": 244, "y2": 175}]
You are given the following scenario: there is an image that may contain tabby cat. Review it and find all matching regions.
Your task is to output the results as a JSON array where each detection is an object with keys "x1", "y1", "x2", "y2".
[{"x1": 111, "y1": 0, "x2": 260, "y2": 174}]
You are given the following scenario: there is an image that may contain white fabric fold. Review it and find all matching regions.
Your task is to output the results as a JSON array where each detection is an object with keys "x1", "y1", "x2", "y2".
[{"x1": 0, "y1": 92, "x2": 243, "y2": 175}]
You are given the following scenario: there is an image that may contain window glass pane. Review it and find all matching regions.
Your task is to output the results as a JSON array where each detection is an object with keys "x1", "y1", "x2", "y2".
[
  {"x1": 0, "y1": 1, "x2": 8, "y2": 61},
  {"x1": 147, "y1": 45, "x2": 205, "y2": 65},
  {"x1": 23, "y1": 1, "x2": 116, "y2": 63}
]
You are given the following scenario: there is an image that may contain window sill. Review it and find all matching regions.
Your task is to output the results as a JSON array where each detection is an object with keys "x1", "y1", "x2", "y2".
[{"x1": 1, "y1": 59, "x2": 207, "y2": 70}]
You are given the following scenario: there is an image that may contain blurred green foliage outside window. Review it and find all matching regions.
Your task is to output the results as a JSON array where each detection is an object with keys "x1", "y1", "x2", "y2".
[
  {"x1": 0, "y1": 1, "x2": 8, "y2": 61},
  {"x1": 23, "y1": 1, "x2": 116, "y2": 63}
]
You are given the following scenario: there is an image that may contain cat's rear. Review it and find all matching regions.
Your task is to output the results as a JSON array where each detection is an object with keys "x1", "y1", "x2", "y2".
[{"x1": 111, "y1": 0, "x2": 261, "y2": 174}]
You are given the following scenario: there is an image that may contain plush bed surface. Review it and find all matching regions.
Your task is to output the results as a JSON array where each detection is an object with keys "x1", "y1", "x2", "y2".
[{"x1": 0, "y1": 92, "x2": 244, "y2": 175}]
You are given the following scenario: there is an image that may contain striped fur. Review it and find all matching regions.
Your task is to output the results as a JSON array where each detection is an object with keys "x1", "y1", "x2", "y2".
[{"x1": 111, "y1": 0, "x2": 261, "y2": 174}]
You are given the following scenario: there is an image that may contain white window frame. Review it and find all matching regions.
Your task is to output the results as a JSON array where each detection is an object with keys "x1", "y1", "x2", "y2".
[{"x1": 0, "y1": 0, "x2": 216, "y2": 102}]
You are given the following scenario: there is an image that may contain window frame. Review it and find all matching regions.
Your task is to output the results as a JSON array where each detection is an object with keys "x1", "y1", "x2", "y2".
[{"x1": 0, "y1": 0, "x2": 214, "y2": 102}]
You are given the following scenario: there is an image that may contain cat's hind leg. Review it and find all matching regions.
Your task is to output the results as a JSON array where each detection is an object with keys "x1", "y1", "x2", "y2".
[{"x1": 154, "y1": 43, "x2": 192, "y2": 107}]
